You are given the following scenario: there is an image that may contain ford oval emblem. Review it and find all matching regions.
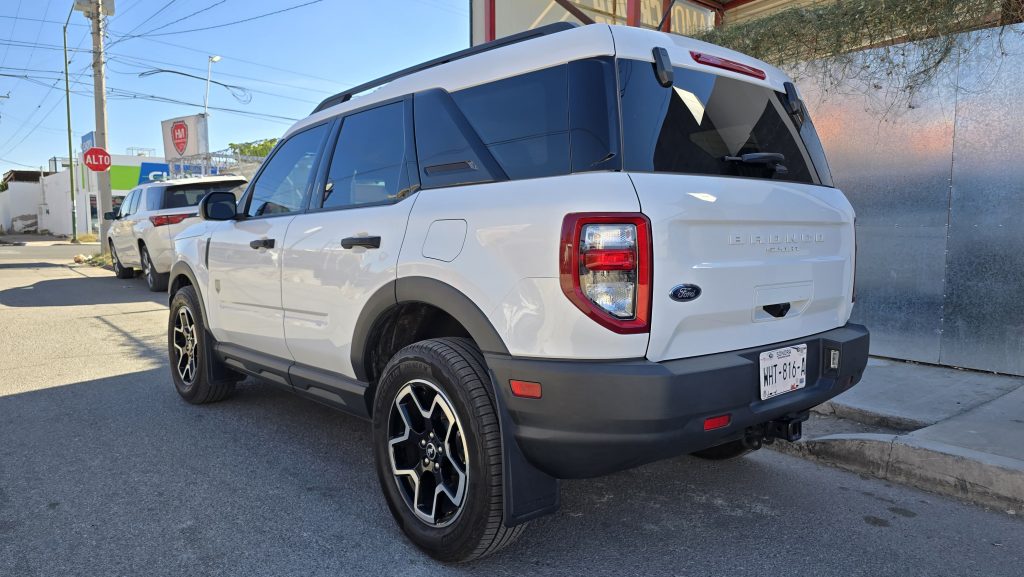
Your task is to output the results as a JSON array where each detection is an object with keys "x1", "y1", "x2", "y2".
[{"x1": 669, "y1": 284, "x2": 701, "y2": 302}]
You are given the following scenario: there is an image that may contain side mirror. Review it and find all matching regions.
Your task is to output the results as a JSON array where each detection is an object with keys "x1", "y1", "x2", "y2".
[
  {"x1": 199, "y1": 191, "x2": 238, "y2": 221},
  {"x1": 103, "y1": 211, "x2": 118, "y2": 221}
]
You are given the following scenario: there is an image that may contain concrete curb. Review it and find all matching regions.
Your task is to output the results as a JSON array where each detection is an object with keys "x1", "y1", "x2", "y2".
[
  {"x1": 0, "y1": 240, "x2": 27, "y2": 246},
  {"x1": 773, "y1": 433, "x2": 1024, "y2": 513},
  {"x1": 812, "y1": 401, "x2": 930, "y2": 432}
]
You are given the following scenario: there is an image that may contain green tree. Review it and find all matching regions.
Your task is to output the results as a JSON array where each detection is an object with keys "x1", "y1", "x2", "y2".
[{"x1": 228, "y1": 138, "x2": 277, "y2": 158}]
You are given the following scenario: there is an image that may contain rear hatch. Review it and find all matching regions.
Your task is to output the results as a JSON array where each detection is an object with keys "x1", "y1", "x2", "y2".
[{"x1": 613, "y1": 36, "x2": 855, "y2": 362}]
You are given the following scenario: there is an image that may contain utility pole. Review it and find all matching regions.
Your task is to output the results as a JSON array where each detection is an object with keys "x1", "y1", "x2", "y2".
[
  {"x1": 81, "y1": 0, "x2": 113, "y2": 254},
  {"x1": 63, "y1": 3, "x2": 78, "y2": 244}
]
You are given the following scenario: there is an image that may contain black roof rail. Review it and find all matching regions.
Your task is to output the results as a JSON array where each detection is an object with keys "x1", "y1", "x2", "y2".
[{"x1": 311, "y1": 22, "x2": 580, "y2": 114}]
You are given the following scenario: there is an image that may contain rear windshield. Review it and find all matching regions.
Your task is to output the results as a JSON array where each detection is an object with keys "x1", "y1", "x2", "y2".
[
  {"x1": 162, "y1": 180, "x2": 247, "y2": 209},
  {"x1": 618, "y1": 59, "x2": 833, "y2": 186}
]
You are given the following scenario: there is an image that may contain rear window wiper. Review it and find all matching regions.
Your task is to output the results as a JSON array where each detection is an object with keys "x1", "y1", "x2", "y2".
[{"x1": 722, "y1": 152, "x2": 789, "y2": 176}]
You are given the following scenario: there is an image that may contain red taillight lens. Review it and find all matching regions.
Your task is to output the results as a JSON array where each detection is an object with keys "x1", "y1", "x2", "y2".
[
  {"x1": 690, "y1": 50, "x2": 767, "y2": 80},
  {"x1": 509, "y1": 380, "x2": 542, "y2": 399},
  {"x1": 559, "y1": 213, "x2": 651, "y2": 334},
  {"x1": 149, "y1": 213, "x2": 193, "y2": 227},
  {"x1": 583, "y1": 248, "x2": 636, "y2": 271},
  {"x1": 704, "y1": 414, "x2": 731, "y2": 431}
]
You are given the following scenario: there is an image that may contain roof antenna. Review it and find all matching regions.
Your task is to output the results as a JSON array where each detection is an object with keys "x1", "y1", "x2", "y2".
[{"x1": 657, "y1": 0, "x2": 678, "y2": 32}]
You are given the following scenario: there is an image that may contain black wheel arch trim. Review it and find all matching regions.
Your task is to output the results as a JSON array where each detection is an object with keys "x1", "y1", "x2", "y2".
[
  {"x1": 350, "y1": 276, "x2": 510, "y2": 383},
  {"x1": 168, "y1": 260, "x2": 209, "y2": 328}
]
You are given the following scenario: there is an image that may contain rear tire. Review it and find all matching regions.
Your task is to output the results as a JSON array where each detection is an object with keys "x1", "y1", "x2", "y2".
[
  {"x1": 168, "y1": 285, "x2": 235, "y2": 404},
  {"x1": 110, "y1": 241, "x2": 134, "y2": 279},
  {"x1": 690, "y1": 439, "x2": 752, "y2": 460},
  {"x1": 140, "y1": 244, "x2": 169, "y2": 292},
  {"x1": 372, "y1": 337, "x2": 524, "y2": 563}
]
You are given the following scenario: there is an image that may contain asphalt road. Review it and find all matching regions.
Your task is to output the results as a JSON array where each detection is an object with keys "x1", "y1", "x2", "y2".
[{"x1": 1, "y1": 248, "x2": 1021, "y2": 577}]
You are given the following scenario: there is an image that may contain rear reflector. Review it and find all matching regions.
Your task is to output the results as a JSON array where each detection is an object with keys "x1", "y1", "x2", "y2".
[
  {"x1": 583, "y1": 248, "x2": 636, "y2": 271},
  {"x1": 509, "y1": 380, "x2": 542, "y2": 399},
  {"x1": 704, "y1": 414, "x2": 731, "y2": 431},
  {"x1": 149, "y1": 213, "x2": 193, "y2": 227},
  {"x1": 690, "y1": 51, "x2": 767, "y2": 80}
]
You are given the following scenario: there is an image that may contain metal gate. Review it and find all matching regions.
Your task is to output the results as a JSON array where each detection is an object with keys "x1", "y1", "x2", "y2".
[{"x1": 804, "y1": 25, "x2": 1024, "y2": 376}]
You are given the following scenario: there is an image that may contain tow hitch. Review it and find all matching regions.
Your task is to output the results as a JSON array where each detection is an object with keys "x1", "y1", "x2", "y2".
[{"x1": 742, "y1": 410, "x2": 810, "y2": 450}]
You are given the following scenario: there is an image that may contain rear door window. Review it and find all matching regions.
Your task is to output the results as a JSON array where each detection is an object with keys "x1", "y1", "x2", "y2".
[
  {"x1": 320, "y1": 101, "x2": 414, "y2": 209},
  {"x1": 618, "y1": 59, "x2": 828, "y2": 185}
]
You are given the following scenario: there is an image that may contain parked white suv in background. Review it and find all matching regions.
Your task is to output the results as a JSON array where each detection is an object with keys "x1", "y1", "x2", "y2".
[
  {"x1": 167, "y1": 23, "x2": 869, "y2": 562},
  {"x1": 104, "y1": 175, "x2": 247, "y2": 291}
]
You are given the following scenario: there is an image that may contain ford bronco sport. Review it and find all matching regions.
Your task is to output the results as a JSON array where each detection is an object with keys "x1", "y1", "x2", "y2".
[{"x1": 167, "y1": 23, "x2": 868, "y2": 562}]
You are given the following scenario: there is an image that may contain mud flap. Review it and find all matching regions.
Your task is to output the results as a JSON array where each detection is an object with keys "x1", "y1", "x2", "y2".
[{"x1": 488, "y1": 370, "x2": 560, "y2": 526}]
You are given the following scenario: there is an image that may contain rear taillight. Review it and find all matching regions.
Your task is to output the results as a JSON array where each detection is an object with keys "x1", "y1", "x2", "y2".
[
  {"x1": 149, "y1": 213, "x2": 193, "y2": 227},
  {"x1": 690, "y1": 50, "x2": 767, "y2": 80},
  {"x1": 559, "y1": 213, "x2": 651, "y2": 334}
]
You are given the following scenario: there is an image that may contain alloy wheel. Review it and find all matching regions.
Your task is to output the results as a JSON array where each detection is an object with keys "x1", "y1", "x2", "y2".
[
  {"x1": 387, "y1": 379, "x2": 469, "y2": 527},
  {"x1": 172, "y1": 305, "x2": 199, "y2": 385}
]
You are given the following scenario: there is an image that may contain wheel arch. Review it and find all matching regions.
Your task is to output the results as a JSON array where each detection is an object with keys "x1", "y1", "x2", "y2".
[
  {"x1": 352, "y1": 276, "x2": 510, "y2": 385},
  {"x1": 168, "y1": 260, "x2": 208, "y2": 326}
]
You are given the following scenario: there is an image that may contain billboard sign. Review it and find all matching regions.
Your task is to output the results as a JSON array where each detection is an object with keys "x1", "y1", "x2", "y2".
[{"x1": 160, "y1": 114, "x2": 209, "y2": 159}]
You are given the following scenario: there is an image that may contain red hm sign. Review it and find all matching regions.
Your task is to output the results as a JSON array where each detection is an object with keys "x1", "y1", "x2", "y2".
[{"x1": 171, "y1": 120, "x2": 188, "y2": 155}]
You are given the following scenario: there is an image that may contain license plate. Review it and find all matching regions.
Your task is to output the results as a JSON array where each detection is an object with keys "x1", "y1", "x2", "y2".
[{"x1": 759, "y1": 344, "x2": 808, "y2": 400}]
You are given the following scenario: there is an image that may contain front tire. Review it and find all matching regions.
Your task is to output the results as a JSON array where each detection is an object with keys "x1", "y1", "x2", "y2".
[
  {"x1": 140, "y1": 244, "x2": 169, "y2": 292},
  {"x1": 110, "y1": 241, "x2": 134, "y2": 279},
  {"x1": 372, "y1": 338, "x2": 524, "y2": 563},
  {"x1": 168, "y1": 285, "x2": 235, "y2": 404}
]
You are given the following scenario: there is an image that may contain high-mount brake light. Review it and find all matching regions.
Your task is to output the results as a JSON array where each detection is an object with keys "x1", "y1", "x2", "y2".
[
  {"x1": 149, "y1": 213, "x2": 193, "y2": 227},
  {"x1": 690, "y1": 51, "x2": 767, "y2": 80},
  {"x1": 559, "y1": 213, "x2": 652, "y2": 334}
]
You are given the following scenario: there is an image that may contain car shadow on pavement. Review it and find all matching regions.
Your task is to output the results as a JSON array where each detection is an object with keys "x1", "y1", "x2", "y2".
[
  {"x1": 3, "y1": 369, "x2": 1023, "y2": 577},
  {"x1": 0, "y1": 274, "x2": 165, "y2": 308}
]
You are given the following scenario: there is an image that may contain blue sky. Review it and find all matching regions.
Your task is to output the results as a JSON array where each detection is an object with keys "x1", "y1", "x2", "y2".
[{"x1": 0, "y1": 0, "x2": 470, "y2": 174}]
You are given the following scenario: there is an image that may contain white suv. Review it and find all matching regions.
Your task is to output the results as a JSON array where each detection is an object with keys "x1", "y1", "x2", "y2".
[
  {"x1": 104, "y1": 175, "x2": 247, "y2": 291},
  {"x1": 167, "y1": 23, "x2": 868, "y2": 562}
]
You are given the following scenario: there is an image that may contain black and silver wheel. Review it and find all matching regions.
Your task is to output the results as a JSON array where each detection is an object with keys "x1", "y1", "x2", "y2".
[
  {"x1": 110, "y1": 241, "x2": 134, "y2": 279},
  {"x1": 373, "y1": 338, "x2": 524, "y2": 562},
  {"x1": 140, "y1": 244, "x2": 169, "y2": 292},
  {"x1": 388, "y1": 379, "x2": 470, "y2": 528},
  {"x1": 168, "y1": 285, "x2": 236, "y2": 404}
]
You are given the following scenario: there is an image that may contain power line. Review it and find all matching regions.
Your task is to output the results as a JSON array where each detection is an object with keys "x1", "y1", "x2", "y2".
[
  {"x1": 118, "y1": 0, "x2": 181, "y2": 39},
  {"x1": 116, "y1": 0, "x2": 323, "y2": 39},
  {"x1": 132, "y1": 0, "x2": 227, "y2": 38},
  {"x1": 0, "y1": 0, "x2": 26, "y2": 71}
]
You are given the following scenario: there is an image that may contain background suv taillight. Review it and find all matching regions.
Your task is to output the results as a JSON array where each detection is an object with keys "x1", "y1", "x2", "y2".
[{"x1": 559, "y1": 213, "x2": 652, "y2": 334}]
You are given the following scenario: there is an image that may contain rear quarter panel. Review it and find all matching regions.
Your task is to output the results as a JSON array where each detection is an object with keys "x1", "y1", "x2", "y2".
[{"x1": 398, "y1": 173, "x2": 650, "y2": 359}]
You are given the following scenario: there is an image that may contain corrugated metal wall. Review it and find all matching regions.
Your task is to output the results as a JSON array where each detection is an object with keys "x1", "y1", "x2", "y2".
[{"x1": 805, "y1": 25, "x2": 1024, "y2": 376}]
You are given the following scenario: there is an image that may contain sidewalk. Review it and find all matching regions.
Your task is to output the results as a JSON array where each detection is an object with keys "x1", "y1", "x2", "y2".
[
  {"x1": 0, "y1": 233, "x2": 99, "y2": 247},
  {"x1": 775, "y1": 357, "x2": 1024, "y2": 513}
]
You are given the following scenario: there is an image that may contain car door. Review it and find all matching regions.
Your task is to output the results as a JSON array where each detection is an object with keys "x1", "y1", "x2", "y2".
[
  {"x1": 112, "y1": 189, "x2": 139, "y2": 262},
  {"x1": 206, "y1": 121, "x2": 332, "y2": 359},
  {"x1": 282, "y1": 99, "x2": 418, "y2": 380}
]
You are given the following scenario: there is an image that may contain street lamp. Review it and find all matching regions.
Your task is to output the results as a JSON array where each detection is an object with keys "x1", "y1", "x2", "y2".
[{"x1": 204, "y1": 55, "x2": 221, "y2": 117}]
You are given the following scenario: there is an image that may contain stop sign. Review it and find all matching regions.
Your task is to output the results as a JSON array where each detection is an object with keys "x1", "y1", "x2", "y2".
[{"x1": 83, "y1": 147, "x2": 112, "y2": 172}]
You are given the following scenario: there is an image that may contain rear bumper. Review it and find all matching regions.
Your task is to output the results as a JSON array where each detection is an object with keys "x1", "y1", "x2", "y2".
[{"x1": 486, "y1": 323, "x2": 869, "y2": 479}]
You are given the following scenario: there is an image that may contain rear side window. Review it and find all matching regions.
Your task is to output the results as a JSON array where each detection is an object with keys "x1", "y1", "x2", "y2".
[
  {"x1": 618, "y1": 59, "x2": 828, "y2": 186},
  {"x1": 162, "y1": 181, "x2": 247, "y2": 209},
  {"x1": 145, "y1": 187, "x2": 165, "y2": 211},
  {"x1": 321, "y1": 101, "x2": 414, "y2": 209},
  {"x1": 452, "y1": 65, "x2": 569, "y2": 180}
]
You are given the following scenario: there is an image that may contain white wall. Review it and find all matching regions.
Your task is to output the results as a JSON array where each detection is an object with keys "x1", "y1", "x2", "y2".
[{"x1": 0, "y1": 179, "x2": 44, "y2": 233}]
